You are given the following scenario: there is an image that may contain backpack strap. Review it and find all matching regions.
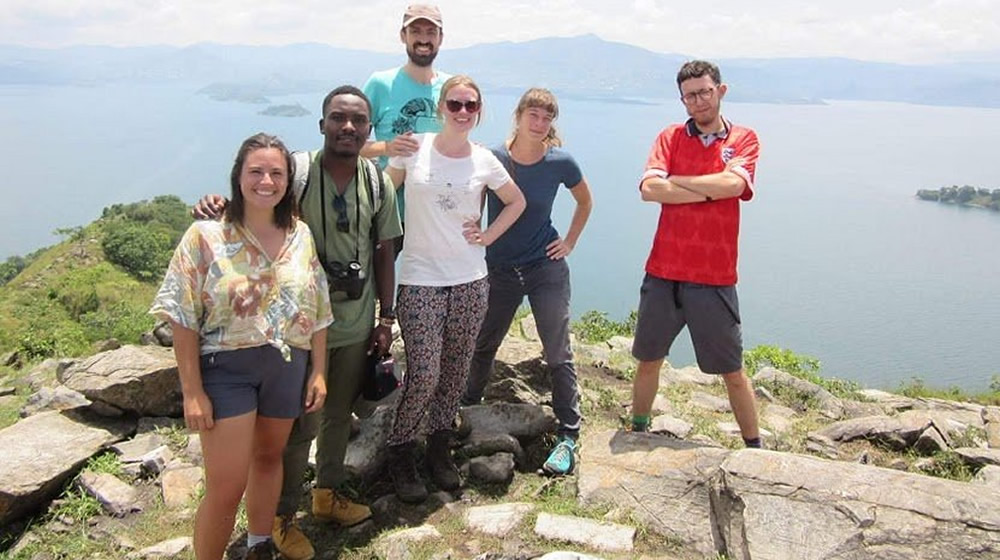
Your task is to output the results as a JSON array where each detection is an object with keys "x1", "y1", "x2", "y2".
[
  {"x1": 291, "y1": 150, "x2": 320, "y2": 204},
  {"x1": 360, "y1": 158, "x2": 387, "y2": 248}
]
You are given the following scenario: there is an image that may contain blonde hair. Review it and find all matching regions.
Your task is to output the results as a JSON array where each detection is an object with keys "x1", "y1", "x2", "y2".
[
  {"x1": 509, "y1": 87, "x2": 562, "y2": 148},
  {"x1": 437, "y1": 75, "x2": 484, "y2": 126}
]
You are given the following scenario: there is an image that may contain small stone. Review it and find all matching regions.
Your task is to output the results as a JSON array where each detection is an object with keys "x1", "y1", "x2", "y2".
[
  {"x1": 0, "y1": 387, "x2": 15, "y2": 397},
  {"x1": 913, "y1": 426, "x2": 948, "y2": 455},
  {"x1": 78, "y1": 471, "x2": 141, "y2": 517},
  {"x1": 464, "y1": 502, "x2": 535, "y2": 537},
  {"x1": 19, "y1": 386, "x2": 91, "y2": 417},
  {"x1": 468, "y1": 452, "x2": 515, "y2": 484},
  {"x1": 650, "y1": 394, "x2": 672, "y2": 415},
  {"x1": 972, "y1": 465, "x2": 1000, "y2": 486},
  {"x1": 649, "y1": 415, "x2": 693, "y2": 438},
  {"x1": 127, "y1": 536, "x2": 191, "y2": 559},
  {"x1": 754, "y1": 385, "x2": 775, "y2": 403},
  {"x1": 160, "y1": 465, "x2": 202, "y2": 508},
  {"x1": 886, "y1": 458, "x2": 908, "y2": 470},
  {"x1": 690, "y1": 392, "x2": 731, "y2": 413},
  {"x1": 534, "y1": 512, "x2": 634, "y2": 552},
  {"x1": 376, "y1": 525, "x2": 442, "y2": 560},
  {"x1": 183, "y1": 434, "x2": 203, "y2": 465},
  {"x1": 805, "y1": 433, "x2": 839, "y2": 460},
  {"x1": 458, "y1": 430, "x2": 524, "y2": 461},
  {"x1": 93, "y1": 339, "x2": 121, "y2": 353},
  {"x1": 112, "y1": 434, "x2": 167, "y2": 463},
  {"x1": 141, "y1": 446, "x2": 174, "y2": 475}
]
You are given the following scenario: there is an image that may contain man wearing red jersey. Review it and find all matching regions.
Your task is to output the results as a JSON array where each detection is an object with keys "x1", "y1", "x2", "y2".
[{"x1": 629, "y1": 60, "x2": 762, "y2": 448}]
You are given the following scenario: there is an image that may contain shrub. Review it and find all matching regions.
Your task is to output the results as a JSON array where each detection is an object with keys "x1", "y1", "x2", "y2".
[
  {"x1": 744, "y1": 344, "x2": 861, "y2": 399},
  {"x1": 101, "y1": 220, "x2": 174, "y2": 280},
  {"x1": 572, "y1": 310, "x2": 637, "y2": 343}
]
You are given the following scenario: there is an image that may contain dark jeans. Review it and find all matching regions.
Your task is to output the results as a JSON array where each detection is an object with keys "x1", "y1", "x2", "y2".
[{"x1": 462, "y1": 257, "x2": 581, "y2": 436}]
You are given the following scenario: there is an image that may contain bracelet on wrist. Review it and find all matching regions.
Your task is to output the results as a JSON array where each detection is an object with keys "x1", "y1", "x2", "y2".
[{"x1": 378, "y1": 317, "x2": 395, "y2": 328}]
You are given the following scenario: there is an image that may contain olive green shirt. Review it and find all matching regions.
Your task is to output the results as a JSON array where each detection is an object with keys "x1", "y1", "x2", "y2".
[{"x1": 299, "y1": 154, "x2": 402, "y2": 348}]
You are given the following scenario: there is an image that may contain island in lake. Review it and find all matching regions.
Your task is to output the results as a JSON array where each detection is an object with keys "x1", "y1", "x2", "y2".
[
  {"x1": 258, "y1": 103, "x2": 310, "y2": 117},
  {"x1": 916, "y1": 185, "x2": 1000, "y2": 212}
]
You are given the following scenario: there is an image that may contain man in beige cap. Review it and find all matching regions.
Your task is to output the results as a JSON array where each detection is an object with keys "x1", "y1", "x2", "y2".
[{"x1": 362, "y1": 4, "x2": 451, "y2": 252}]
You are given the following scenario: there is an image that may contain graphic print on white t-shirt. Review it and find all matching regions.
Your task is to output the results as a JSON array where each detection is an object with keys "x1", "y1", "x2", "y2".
[{"x1": 389, "y1": 133, "x2": 512, "y2": 286}]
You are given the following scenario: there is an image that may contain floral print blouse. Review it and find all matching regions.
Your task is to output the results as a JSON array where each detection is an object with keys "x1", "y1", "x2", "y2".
[{"x1": 150, "y1": 219, "x2": 333, "y2": 358}]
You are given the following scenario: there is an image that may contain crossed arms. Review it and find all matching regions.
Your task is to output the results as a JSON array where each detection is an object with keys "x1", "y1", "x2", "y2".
[{"x1": 639, "y1": 156, "x2": 750, "y2": 204}]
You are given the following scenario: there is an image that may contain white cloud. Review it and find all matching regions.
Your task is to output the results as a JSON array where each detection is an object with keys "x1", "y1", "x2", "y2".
[{"x1": 1, "y1": 0, "x2": 1000, "y2": 63}]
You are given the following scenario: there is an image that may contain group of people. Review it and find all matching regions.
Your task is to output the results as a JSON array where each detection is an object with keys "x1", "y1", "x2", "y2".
[{"x1": 149, "y1": 4, "x2": 762, "y2": 560}]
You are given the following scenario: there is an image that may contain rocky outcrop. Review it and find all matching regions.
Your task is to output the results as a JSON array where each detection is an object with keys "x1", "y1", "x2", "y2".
[
  {"x1": 579, "y1": 429, "x2": 1000, "y2": 559},
  {"x1": 0, "y1": 410, "x2": 131, "y2": 525},
  {"x1": 754, "y1": 367, "x2": 845, "y2": 418},
  {"x1": 59, "y1": 345, "x2": 182, "y2": 417}
]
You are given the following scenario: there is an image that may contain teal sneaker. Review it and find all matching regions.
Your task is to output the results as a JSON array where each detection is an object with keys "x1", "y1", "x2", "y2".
[{"x1": 542, "y1": 436, "x2": 578, "y2": 476}]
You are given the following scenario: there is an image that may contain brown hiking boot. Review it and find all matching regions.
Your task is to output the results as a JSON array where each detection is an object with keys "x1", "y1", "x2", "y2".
[
  {"x1": 311, "y1": 488, "x2": 372, "y2": 526},
  {"x1": 271, "y1": 515, "x2": 314, "y2": 560},
  {"x1": 426, "y1": 429, "x2": 461, "y2": 491}
]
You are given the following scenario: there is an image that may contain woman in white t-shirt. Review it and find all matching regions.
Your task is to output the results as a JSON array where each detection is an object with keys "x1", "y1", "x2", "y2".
[{"x1": 385, "y1": 75, "x2": 525, "y2": 503}]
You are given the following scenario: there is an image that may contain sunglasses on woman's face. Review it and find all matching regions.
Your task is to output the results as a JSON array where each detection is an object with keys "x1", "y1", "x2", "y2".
[{"x1": 445, "y1": 99, "x2": 481, "y2": 114}]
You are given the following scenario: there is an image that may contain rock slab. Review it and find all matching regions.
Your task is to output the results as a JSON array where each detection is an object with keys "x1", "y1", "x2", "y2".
[
  {"x1": 534, "y1": 512, "x2": 635, "y2": 552},
  {"x1": 60, "y1": 345, "x2": 182, "y2": 417},
  {"x1": 0, "y1": 410, "x2": 129, "y2": 525},
  {"x1": 464, "y1": 502, "x2": 535, "y2": 537}
]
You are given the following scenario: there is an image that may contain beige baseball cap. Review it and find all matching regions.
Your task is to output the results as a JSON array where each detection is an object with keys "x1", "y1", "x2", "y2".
[{"x1": 402, "y1": 4, "x2": 443, "y2": 28}]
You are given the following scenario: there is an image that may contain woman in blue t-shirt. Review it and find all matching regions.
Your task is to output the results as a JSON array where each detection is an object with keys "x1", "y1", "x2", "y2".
[{"x1": 460, "y1": 87, "x2": 594, "y2": 476}]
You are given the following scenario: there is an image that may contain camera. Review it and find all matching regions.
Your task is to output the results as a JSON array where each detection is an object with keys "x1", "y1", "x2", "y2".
[{"x1": 323, "y1": 260, "x2": 365, "y2": 300}]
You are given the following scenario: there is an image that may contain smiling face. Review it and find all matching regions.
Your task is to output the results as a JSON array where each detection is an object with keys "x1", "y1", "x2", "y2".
[
  {"x1": 400, "y1": 20, "x2": 442, "y2": 67},
  {"x1": 438, "y1": 77, "x2": 483, "y2": 134},
  {"x1": 516, "y1": 106, "x2": 555, "y2": 144},
  {"x1": 238, "y1": 147, "x2": 288, "y2": 213},
  {"x1": 320, "y1": 93, "x2": 371, "y2": 158}
]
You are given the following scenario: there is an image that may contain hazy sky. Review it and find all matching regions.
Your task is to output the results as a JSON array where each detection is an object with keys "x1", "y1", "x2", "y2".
[{"x1": 2, "y1": 0, "x2": 1000, "y2": 64}]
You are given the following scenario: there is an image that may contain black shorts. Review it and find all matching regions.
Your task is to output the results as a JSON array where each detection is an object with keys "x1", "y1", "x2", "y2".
[
  {"x1": 199, "y1": 345, "x2": 309, "y2": 419},
  {"x1": 631, "y1": 275, "x2": 743, "y2": 374}
]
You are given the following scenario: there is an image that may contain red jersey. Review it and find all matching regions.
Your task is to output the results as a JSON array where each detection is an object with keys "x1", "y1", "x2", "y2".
[{"x1": 641, "y1": 119, "x2": 760, "y2": 286}]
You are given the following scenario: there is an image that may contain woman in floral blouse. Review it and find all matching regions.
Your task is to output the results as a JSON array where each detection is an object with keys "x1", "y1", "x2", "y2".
[{"x1": 151, "y1": 133, "x2": 332, "y2": 560}]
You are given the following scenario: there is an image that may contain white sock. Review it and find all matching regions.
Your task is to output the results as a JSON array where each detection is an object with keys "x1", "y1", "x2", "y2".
[{"x1": 247, "y1": 533, "x2": 271, "y2": 548}]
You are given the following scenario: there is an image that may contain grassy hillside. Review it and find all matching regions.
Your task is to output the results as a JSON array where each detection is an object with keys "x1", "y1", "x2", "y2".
[{"x1": 0, "y1": 196, "x2": 191, "y2": 363}]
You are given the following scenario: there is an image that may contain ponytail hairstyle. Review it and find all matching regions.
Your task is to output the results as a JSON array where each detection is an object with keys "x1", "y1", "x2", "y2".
[{"x1": 509, "y1": 87, "x2": 562, "y2": 149}]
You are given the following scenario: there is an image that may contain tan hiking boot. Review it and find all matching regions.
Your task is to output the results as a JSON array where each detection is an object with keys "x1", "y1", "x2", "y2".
[
  {"x1": 271, "y1": 515, "x2": 314, "y2": 560},
  {"x1": 311, "y1": 488, "x2": 372, "y2": 526}
]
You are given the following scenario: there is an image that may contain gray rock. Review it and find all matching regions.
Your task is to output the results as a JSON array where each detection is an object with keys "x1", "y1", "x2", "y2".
[
  {"x1": 805, "y1": 433, "x2": 840, "y2": 460},
  {"x1": 151, "y1": 321, "x2": 174, "y2": 347},
  {"x1": 139, "y1": 332, "x2": 159, "y2": 346},
  {"x1": 183, "y1": 434, "x2": 202, "y2": 466},
  {"x1": 469, "y1": 452, "x2": 515, "y2": 484},
  {"x1": 464, "y1": 502, "x2": 535, "y2": 537},
  {"x1": 59, "y1": 345, "x2": 183, "y2": 417},
  {"x1": 23, "y1": 358, "x2": 76, "y2": 391},
  {"x1": 77, "y1": 471, "x2": 141, "y2": 517},
  {"x1": 574, "y1": 339, "x2": 611, "y2": 366},
  {"x1": 459, "y1": 403, "x2": 557, "y2": 439},
  {"x1": 537, "y1": 553, "x2": 607, "y2": 560},
  {"x1": 344, "y1": 404, "x2": 394, "y2": 482},
  {"x1": 126, "y1": 536, "x2": 191, "y2": 559},
  {"x1": 754, "y1": 385, "x2": 776, "y2": 403},
  {"x1": 984, "y1": 407, "x2": 1000, "y2": 449},
  {"x1": 650, "y1": 415, "x2": 693, "y2": 439},
  {"x1": 717, "y1": 449, "x2": 1000, "y2": 559},
  {"x1": 375, "y1": 525, "x2": 441, "y2": 560},
  {"x1": 717, "y1": 422, "x2": 772, "y2": 440},
  {"x1": 0, "y1": 387, "x2": 15, "y2": 397},
  {"x1": 762, "y1": 406, "x2": 796, "y2": 435},
  {"x1": 140, "y1": 446, "x2": 174, "y2": 476},
  {"x1": 857, "y1": 389, "x2": 916, "y2": 411},
  {"x1": 458, "y1": 430, "x2": 524, "y2": 461},
  {"x1": 973, "y1": 465, "x2": 1000, "y2": 486},
  {"x1": 0, "y1": 410, "x2": 131, "y2": 525},
  {"x1": 112, "y1": 434, "x2": 166, "y2": 463},
  {"x1": 650, "y1": 393, "x2": 672, "y2": 415},
  {"x1": 813, "y1": 410, "x2": 934, "y2": 450},
  {"x1": 160, "y1": 465, "x2": 202, "y2": 508},
  {"x1": 93, "y1": 339, "x2": 121, "y2": 353},
  {"x1": 690, "y1": 391, "x2": 732, "y2": 413},
  {"x1": 754, "y1": 367, "x2": 845, "y2": 418},
  {"x1": 606, "y1": 335, "x2": 633, "y2": 353},
  {"x1": 913, "y1": 426, "x2": 948, "y2": 455},
  {"x1": 484, "y1": 376, "x2": 544, "y2": 406},
  {"x1": 954, "y1": 447, "x2": 1000, "y2": 468},
  {"x1": 19, "y1": 386, "x2": 91, "y2": 417},
  {"x1": 578, "y1": 430, "x2": 730, "y2": 557},
  {"x1": 534, "y1": 512, "x2": 635, "y2": 552},
  {"x1": 663, "y1": 365, "x2": 718, "y2": 386}
]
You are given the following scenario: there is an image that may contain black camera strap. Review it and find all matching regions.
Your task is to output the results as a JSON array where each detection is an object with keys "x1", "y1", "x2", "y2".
[{"x1": 318, "y1": 157, "x2": 361, "y2": 265}]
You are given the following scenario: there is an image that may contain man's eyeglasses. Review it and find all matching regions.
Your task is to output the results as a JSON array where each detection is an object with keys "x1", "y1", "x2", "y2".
[
  {"x1": 681, "y1": 87, "x2": 717, "y2": 105},
  {"x1": 445, "y1": 99, "x2": 481, "y2": 113},
  {"x1": 332, "y1": 194, "x2": 349, "y2": 232},
  {"x1": 327, "y1": 113, "x2": 370, "y2": 128}
]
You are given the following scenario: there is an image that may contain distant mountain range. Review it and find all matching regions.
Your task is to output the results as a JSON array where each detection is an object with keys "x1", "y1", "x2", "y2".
[{"x1": 2, "y1": 34, "x2": 999, "y2": 107}]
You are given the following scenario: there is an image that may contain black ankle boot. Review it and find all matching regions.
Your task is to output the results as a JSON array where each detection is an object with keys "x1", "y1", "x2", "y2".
[
  {"x1": 388, "y1": 441, "x2": 428, "y2": 503},
  {"x1": 426, "y1": 429, "x2": 461, "y2": 491}
]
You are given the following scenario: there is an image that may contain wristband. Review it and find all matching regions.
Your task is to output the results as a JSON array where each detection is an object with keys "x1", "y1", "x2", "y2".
[{"x1": 378, "y1": 317, "x2": 395, "y2": 328}]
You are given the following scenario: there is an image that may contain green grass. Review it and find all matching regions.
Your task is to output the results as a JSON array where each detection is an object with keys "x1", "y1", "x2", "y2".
[
  {"x1": 571, "y1": 310, "x2": 637, "y2": 343},
  {"x1": 84, "y1": 452, "x2": 124, "y2": 478},
  {"x1": 896, "y1": 376, "x2": 1000, "y2": 406}
]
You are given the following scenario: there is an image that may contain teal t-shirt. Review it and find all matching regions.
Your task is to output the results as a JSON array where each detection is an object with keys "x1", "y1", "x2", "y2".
[
  {"x1": 363, "y1": 67, "x2": 450, "y2": 220},
  {"x1": 298, "y1": 155, "x2": 402, "y2": 348}
]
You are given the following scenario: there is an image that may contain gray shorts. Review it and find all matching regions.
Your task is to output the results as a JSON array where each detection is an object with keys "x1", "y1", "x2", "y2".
[
  {"x1": 631, "y1": 275, "x2": 743, "y2": 374},
  {"x1": 199, "y1": 345, "x2": 309, "y2": 420}
]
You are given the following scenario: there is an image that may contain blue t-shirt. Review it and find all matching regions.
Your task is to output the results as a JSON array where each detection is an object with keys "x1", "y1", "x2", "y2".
[
  {"x1": 486, "y1": 145, "x2": 583, "y2": 267},
  {"x1": 363, "y1": 67, "x2": 451, "y2": 220}
]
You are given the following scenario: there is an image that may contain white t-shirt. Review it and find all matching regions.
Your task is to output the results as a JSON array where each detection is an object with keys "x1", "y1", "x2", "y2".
[{"x1": 389, "y1": 133, "x2": 513, "y2": 286}]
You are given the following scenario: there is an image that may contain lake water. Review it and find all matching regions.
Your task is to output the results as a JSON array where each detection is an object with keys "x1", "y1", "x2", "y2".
[{"x1": 1, "y1": 84, "x2": 998, "y2": 391}]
